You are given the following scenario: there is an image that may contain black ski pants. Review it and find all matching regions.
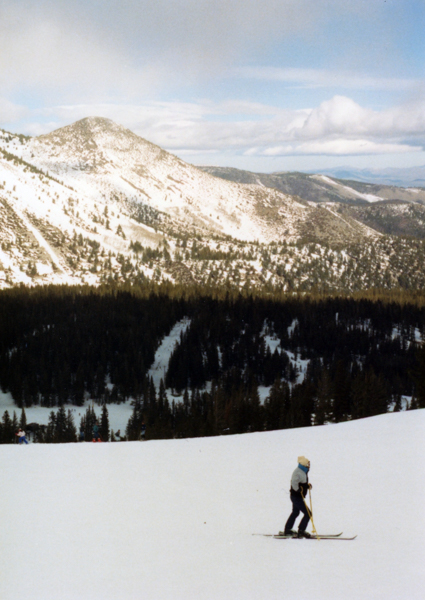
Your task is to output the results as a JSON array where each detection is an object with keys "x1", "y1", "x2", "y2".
[{"x1": 284, "y1": 493, "x2": 310, "y2": 532}]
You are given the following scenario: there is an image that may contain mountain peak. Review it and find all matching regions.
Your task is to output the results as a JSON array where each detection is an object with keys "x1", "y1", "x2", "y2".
[
  {"x1": 78, "y1": 116, "x2": 115, "y2": 126},
  {"x1": 38, "y1": 116, "x2": 126, "y2": 142},
  {"x1": 71, "y1": 116, "x2": 118, "y2": 132},
  {"x1": 1, "y1": 116, "x2": 425, "y2": 291},
  {"x1": 34, "y1": 116, "x2": 165, "y2": 163}
]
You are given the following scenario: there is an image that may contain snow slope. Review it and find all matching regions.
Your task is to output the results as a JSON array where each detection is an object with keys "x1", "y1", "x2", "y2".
[
  {"x1": 17, "y1": 117, "x2": 306, "y2": 244},
  {"x1": 1, "y1": 409, "x2": 424, "y2": 600},
  {"x1": 313, "y1": 175, "x2": 384, "y2": 203},
  {"x1": 3, "y1": 118, "x2": 418, "y2": 292}
]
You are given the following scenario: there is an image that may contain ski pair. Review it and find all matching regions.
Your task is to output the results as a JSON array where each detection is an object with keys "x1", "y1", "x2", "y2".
[
  {"x1": 274, "y1": 532, "x2": 357, "y2": 541},
  {"x1": 253, "y1": 532, "x2": 356, "y2": 540},
  {"x1": 273, "y1": 531, "x2": 342, "y2": 539},
  {"x1": 253, "y1": 531, "x2": 342, "y2": 538}
]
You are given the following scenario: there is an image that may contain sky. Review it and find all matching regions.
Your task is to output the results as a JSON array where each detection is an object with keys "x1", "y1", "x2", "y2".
[{"x1": 1, "y1": 0, "x2": 425, "y2": 173}]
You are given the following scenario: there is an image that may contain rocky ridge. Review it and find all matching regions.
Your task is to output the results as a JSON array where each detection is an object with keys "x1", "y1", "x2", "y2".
[{"x1": 0, "y1": 117, "x2": 424, "y2": 292}]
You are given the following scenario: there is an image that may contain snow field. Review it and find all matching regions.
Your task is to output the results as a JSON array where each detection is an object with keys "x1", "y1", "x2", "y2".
[{"x1": 1, "y1": 409, "x2": 424, "y2": 600}]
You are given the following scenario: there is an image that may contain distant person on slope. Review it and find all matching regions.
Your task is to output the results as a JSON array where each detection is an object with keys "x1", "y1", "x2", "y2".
[
  {"x1": 16, "y1": 429, "x2": 29, "y2": 444},
  {"x1": 92, "y1": 421, "x2": 101, "y2": 442},
  {"x1": 282, "y1": 456, "x2": 312, "y2": 538}
]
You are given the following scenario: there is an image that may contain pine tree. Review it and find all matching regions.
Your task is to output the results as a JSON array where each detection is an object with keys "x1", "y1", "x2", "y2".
[
  {"x1": 157, "y1": 379, "x2": 172, "y2": 438},
  {"x1": 12, "y1": 411, "x2": 18, "y2": 440},
  {"x1": 1, "y1": 410, "x2": 15, "y2": 444},
  {"x1": 100, "y1": 404, "x2": 110, "y2": 441},
  {"x1": 212, "y1": 382, "x2": 226, "y2": 436},
  {"x1": 364, "y1": 369, "x2": 389, "y2": 417},
  {"x1": 44, "y1": 411, "x2": 57, "y2": 443},
  {"x1": 126, "y1": 399, "x2": 142, "y2": 441},
  {"x1": 83, "y1": 406, "x2": 98, "y2": 441},
  {"x1": 55, "y1": 405, "x2": 68, "y2": 442},
  {"x1": 19, "y1": 407, "x2": 27, "y2": 431},
  {"x1": 409, "y1": 396, "x2": 419, "y2": 410},
  {"x1": 351, "y1": 368, "x2": 389, "y2": 419},
  {"x1": 332, "y1": 361, "x2": 351, "y2": 423},
  {"x1": 289, "y1": 381, "x2": 314, "y2": 428},
  {"x1": 65, "y1": 410, "x2": 77, "y2": 442},
  {"x1": 414, "y1": 344, "x2": 425, "y2": 409},
  {"x1": 392, "y1": 393, "x2": 402, "y2": 412},
  {"x1": 351, "y1": 372, "x2": 367, "y2": 420},
  {"x1": 246, "y1": 381, "x2": 263, "y2": 432},
  {"x1": 264, "y1": 378, "x2": 290, "y2": 430},
  {"x1": 314, "y1": 369, "x2": 333, "y2": 425}
]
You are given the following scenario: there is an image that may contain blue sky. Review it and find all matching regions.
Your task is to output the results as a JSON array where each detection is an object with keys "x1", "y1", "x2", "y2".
[{"x1": 1, "y1": 0, "x2": 424, "y2": 172}]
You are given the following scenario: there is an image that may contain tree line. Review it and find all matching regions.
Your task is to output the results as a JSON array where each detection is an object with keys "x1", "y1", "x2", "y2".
[{"x1": 0, "y1": 284, "x2": 424, "y2": 443}]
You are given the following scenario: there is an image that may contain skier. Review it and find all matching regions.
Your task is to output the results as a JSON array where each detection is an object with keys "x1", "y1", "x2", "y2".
[
  {"x1": 92, "y1": 421, "x2": 101, "y2": 442},
  {"x1": 16, "y1": 429, "x2": 29, "y2": 444},
  {"x1": 282, "y1": 456, "x2": 312, "y2": 538},
  {"x1": 140, "y1": 421, "x2": 146, "y2": 441}
]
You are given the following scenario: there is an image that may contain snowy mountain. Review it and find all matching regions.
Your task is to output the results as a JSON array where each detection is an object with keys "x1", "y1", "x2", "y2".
[
  {"x1": 200, "y1": 166, "x2": 425, "y2": 206},
  {"x1": 1, "y1": 118, "x2": 425, "y2": 291},
  {"x1": 6, "y1": 116, "x2": 318, "y2": 243},
  {"x1": 1, "y1": 408, "x2": 424, "y2": 600}
]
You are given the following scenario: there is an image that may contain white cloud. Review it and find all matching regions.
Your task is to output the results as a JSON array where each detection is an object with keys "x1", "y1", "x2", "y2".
[
  {"x1": 255, "y1": 140, "x2": 422, "y2": 157},
  {"x1": 0, "y1": 98, "x2": 29, "y2": 124},
  {"x1": 236, "y1": 67, "x2": 419, "y2": 92},
  {"x1": 7, "y1": 95, "x2": 425, "y2": 159},
  {"x1": 294, "y1": 96, "x2": 425, "y2": 143}
]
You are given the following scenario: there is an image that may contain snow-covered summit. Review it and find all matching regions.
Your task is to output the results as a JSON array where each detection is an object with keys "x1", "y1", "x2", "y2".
[
  {"x1": 17, "y1": 117, "x2": 368, "y2": 244},
  {"x1": 33, "y1": 116, "x2": 163, "y2": 174},
  {"x1": 1, "y1": 117, "x2": 423, "y2": 291}
]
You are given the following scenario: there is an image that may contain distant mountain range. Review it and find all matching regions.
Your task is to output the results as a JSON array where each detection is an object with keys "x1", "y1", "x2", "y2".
[
  {"x1": 313, "y1": 165, "x2": 425, "y2": 188},
  {"x1": 1, "y1": 117, "x2": 425, "y2": 292},
  {"x1": 199, "y1": 166, "x2": 425, "y2": 205}
]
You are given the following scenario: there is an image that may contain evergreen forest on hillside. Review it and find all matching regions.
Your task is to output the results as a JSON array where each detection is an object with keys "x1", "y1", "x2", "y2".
[{"x1": 0, "y1": 284, "x2": 424, "y2": 443}]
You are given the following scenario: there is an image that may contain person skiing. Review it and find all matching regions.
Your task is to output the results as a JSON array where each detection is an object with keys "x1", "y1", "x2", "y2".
[
  {"x1": 282, "y1": 456, "x2": 312, "y2": 538},
  {"x1": 16, "y1": 429, "x2": 29, "y2": 444},
  {"x1": 140, "y1": 421, "x2": 146, "y2": 441},
  {"x1": 92, "y1": 421, "x2": 101, "y2": 442}
]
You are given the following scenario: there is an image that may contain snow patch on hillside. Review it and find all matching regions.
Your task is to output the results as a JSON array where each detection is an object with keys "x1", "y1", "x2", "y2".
[
  {"x1": 314, "y1": 174, "x2": 384, "y2": 202},
  {"x1": 148, "y1": 317, "x2": 191, "y2": 389}
]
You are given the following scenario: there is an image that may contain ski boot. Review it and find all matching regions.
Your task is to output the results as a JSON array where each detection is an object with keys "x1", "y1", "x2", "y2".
[{"x1": 297, "y1": 530, "x2": 312, "y2": 538}]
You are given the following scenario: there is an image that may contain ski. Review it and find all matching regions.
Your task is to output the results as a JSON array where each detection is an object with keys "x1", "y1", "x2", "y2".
[
  {"x1": 274, "y1": 535, "x2": 357, "y2": 541},
  {"x1": 253, "y1": 532, "x2": 343, "y2": 538}
]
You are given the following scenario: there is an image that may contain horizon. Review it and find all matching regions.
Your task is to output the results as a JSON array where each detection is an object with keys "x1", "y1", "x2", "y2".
[
  {"x1": 3, "y1": 115, "x2": 425, "y2": 182},
  {"x1": 1, "y1": 1, "x2": 424, "y2": 173}
]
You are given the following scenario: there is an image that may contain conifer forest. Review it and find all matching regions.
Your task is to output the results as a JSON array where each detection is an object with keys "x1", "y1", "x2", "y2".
[{"x1": 0, "y1": 283, "x2": 424, "y2": 443}]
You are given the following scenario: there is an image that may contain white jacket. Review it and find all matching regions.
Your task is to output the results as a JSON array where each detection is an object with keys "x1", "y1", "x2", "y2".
[{"x1": 290, "y1": 466, "x2": 309, "y2": 495}]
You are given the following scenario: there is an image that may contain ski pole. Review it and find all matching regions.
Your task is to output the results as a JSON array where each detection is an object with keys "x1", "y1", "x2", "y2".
[
  {"x1": 308, "y1": 488, "x2": 319, "y2": 537},
  {"x1": 300, "y1": 487, "x2": 319, "y2": 538}
]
